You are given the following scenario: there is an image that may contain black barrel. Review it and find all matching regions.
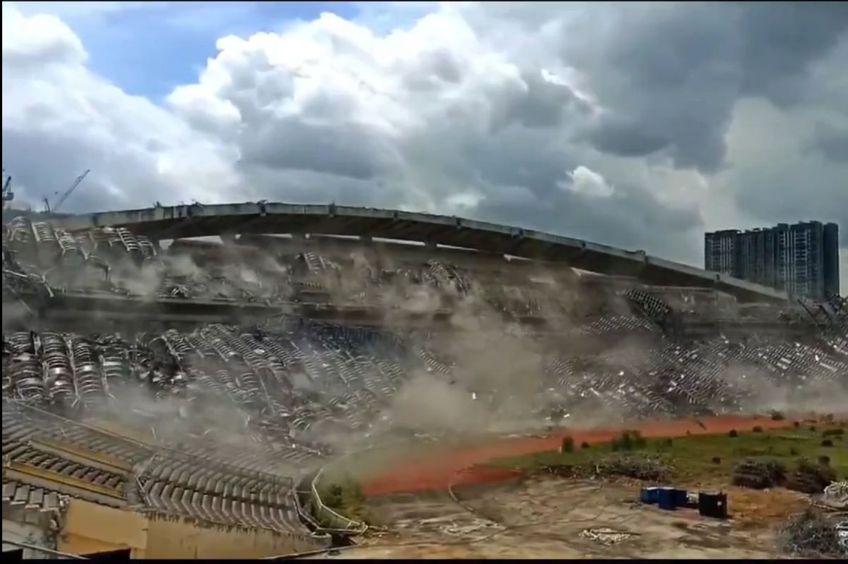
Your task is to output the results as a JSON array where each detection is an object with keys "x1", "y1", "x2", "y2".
[{"x1": 698, "y1": 491, "x2": 728, "y2": 519}]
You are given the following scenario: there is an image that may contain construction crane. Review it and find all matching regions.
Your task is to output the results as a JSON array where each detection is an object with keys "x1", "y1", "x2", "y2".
[
  {"x1": 44, "y1": 169, "x2": 90, "y2": 213},
  {"x1": 1, "y1": 171, "x2": 12, "y2": 207}
]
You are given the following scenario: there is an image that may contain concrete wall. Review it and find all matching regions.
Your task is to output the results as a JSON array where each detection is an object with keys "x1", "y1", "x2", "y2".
[
  {"x1": 144, "y1": 515, "x2": 318, "y2": 559},
  {"x1": 57, "y1": 499, "x2": 148, "y2": 558},
  {"x1": 2, "y1": 518, "x2": 56, "y2": 559},
  {"x1": 56, "y1": 498, "x2": 319, "y2": 559}
]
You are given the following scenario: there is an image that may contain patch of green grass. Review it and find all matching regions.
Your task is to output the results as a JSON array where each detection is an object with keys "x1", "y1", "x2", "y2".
[
  {"x1": 318, "y1": 476, "x2": 381, "y2": 526},
  {"x1": 489, "y1": 426, "x2": 848, "y2": 485}
]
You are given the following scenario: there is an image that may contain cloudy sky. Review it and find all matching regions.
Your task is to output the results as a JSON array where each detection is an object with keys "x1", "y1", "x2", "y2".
[{"x1": 2, "y1": 1, "x2": 846, "y2": 288}]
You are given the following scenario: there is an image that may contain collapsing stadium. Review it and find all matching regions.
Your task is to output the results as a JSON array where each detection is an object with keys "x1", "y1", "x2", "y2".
[{"x1": 2, "y1": 203, "x2": 847, "y2": 558}]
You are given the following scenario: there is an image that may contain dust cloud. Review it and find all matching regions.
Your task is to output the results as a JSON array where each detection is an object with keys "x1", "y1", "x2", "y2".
[{"x1": 5, "y1": 229, "x2": 847, "y2": 472}]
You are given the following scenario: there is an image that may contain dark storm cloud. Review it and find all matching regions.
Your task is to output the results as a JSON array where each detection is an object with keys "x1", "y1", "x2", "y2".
[
  {"x1": 3, "y1": 2, "x2": 847, "y2": 275},
  {"x1": 736, "y1": 3, "x2": 848, "y2": 105},
  {"x1": 706, "y1": 102, "x2": 847, "y2": 293},
  {"x1": 1, "y1": 126, "x2": 135, "y2": 212},
  {"x1": 464, "y1": 127, "x2": 573, "y2": 192},
  {"x1": 474, "y1": 179, "x2": 704, "y2": 264},
  {"x1": 504, "y1": 70, "x2": 591, "y2": 129},
  {"x1": 567, "y1": 2, "x2": 848, "y2": 172},
  {"x1": 238, "y1": 117, "x2": 398, "y2": 181},
  {"x1": 235, "y1": 166, "x2": 401, "y2": 210},
  {"x1": 578, "y1": 116, "x2": 669, "y2": 159},
  {"x1": 809, "y1": 123, "x2": 848, "y2": 163}
]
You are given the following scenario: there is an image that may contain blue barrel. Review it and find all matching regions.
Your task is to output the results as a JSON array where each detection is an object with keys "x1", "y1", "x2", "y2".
[
  {"x1": 640, "y1": 486, "x2": 659, "y2": 504},
  {"x1": 673, "y1": 488, "x2": 688, "y2": 507},
  {"x1": 658, "y1": 487, "x2": 677, "y2": 510}
]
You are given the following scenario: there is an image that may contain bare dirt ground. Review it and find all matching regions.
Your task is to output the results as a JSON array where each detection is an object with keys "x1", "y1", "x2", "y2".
[
  {"x1": 363, "y1": 415, "x2": 795, "y2": 496},
  {"x1": 303, "y1": 415, "x2": 813, "y2": 559},
  {"x1": 312, "y1": 476, "x2": 807, "y2": 559}
]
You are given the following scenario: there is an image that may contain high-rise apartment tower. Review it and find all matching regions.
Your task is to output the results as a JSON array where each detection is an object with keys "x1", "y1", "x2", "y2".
[{"x1": 704, "y1": 221, "x2": 840, "y2": 300}]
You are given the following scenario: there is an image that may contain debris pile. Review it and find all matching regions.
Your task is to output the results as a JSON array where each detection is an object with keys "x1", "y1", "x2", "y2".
[
  {"x1": 595, "y1": 456, "x2": 670, "y2": 481},
  {"x1": 731, "y1": 459, "x2": 786, "y2": 489},
  {"x1": 821, "y1": 481, "x2": 848, "y2": 510},
  {"x1": 780, "y1": 509, "x2": 847, "y2": 558},
  {"x1": 442, "y1": 521, "x2": 502, "y2": 537},
  {"x1": 580, "y1": 527, "x2": 635, "y2": 546},
  {"x1": 538, "y1": 464, "x2": 577, "y2": 478},
  {"x1": 786, "y1": 460, "x2": 837, "y2": 495}
]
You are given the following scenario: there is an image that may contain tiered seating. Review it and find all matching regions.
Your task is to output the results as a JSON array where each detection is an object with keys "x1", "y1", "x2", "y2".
[
  {"x1": 2, "y1": 480, "x2": 67, "y2": 512},
  {"x1": 2, "y1": 398, "x2": 313, "y2": 535},
  {"x1": 138, "y1": 449, "x2": 303, "y2": 534},
  {"x1": 4, "y1": 443, "x2": 125, "y2": 494},
  {"x1": 5, "y1": 315, "x2": 847, "y2": 438},
  {"x1": 577, "y1": 313, "x2": 657, "y2": 336},
  {"x1": 624, "y1": 288, "x2": 675, "y2": 329},
  {"x1": 2, "y1": 400, "x2": 154, "y2": 466}
]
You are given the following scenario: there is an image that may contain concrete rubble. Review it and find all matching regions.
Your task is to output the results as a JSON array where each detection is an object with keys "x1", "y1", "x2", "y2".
[
  {"x1": 821, "y1": 481, "x2": 848, "y2": 510},
  {"x1": 579, "y1": 527, "x2": 635, "y2": 545}
]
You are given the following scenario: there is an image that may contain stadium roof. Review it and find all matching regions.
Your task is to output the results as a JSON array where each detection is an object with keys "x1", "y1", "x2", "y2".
[{"x1": 50, "y1": 202, "x2": 788, "y2": 302}]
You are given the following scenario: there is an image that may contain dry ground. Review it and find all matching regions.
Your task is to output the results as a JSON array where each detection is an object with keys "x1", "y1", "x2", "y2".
[
  {"x1": 305, "y1": 476, "x2": 811, "y2": 559},
  {"x1": 308, "y1": 414, "x2": 842, "y2": 559}
]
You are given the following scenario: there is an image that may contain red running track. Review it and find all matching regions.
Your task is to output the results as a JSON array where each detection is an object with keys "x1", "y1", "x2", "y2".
[{"x1": 363, "y1": 416, "x2": 795, "y2": 496}]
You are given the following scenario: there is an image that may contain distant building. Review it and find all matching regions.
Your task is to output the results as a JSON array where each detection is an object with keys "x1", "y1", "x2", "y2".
[
  {"x1": 704, "y1": 221, "x2": 840, "y2": 300},
  {"x1": 704, "y1": 229, "x2": 739, "y2": 277}
]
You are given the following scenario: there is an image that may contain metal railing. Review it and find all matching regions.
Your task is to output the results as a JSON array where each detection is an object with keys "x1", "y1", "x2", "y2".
[
  {"x1": 307, "y1": 467, "x2": 368, "y2": 535},
  {"x1": 1, "y1": 540, "x2": 85, "y2": 559}
]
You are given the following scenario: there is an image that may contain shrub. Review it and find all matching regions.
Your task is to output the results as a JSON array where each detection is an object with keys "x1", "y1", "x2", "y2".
[
  {"x1": 786, "y1": 459, "x2": 837, "y2": 494},
  {"x1": 793, "y1": 421, "x2": 800, "y2": 428},
  {"x1": 322, "y1": 483, "x2": 344, "y2": 509},
  {"x1": 611, "y1": 430, "x2": 647, "y2": 452},
  {"x1": 789, "y1": 447, "x2": 799, "y2": 456},
  {"x1": 770, "y1": 410, "x2": 785, "y2": 421},
  {"x1": 581, "y1": 441, "x2": 590, "y2": 449},
  {"x1": 809, "y1": 425, "x2": 817, "y2": 432},
  {"x1": 729, "y1": 429, "x2": 739, "y2": 438},
  {"x1": 560, "y1": 436, "x2": 575, "y2": 453},
  {"x1": 712, "y1": 456, "x2": 721, "y2": 465},
  {"x1": 821, "y1": 439, "x2": 833, "y2": 447},
  {"x1": 732, "y1": 459, "x2": 787, "y2": 489},
  {"x1": 596, "y1": 455, "x2": 669, "y2": 481},
  {"x1": 753, "y1": 426, "x2": 764, "y2": 433},
  {"x1": 818, "y1": 455, "x2": 830, "y2": 466},
  {"x1": 822, "y1": 428, "x2": 844, "y2": 437},
  {"x1": 765, "y1": 459, "x2": 788, "y2": 484}
]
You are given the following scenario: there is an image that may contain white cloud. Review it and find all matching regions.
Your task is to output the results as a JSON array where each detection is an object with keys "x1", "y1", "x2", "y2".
[
  {"x1": 2, "y1": 4, "x2": 86, "y2": 66},
  {"x1": 2, "y1": 2, "x2": 846, "y2": 279},
  {"x1": 445, "y1": 191, "x2": 483, "y2": 211},
  {"x1": 2, "y1": 4, "x2": 240, "y2": 211},
  {"x1": 558, "y1": 165, "x2": 614, "y2": 198}
]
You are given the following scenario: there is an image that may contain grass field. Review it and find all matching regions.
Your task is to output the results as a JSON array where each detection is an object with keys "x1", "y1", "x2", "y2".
[{"x1": 488, "y1": 422, "x2": 848, "y2": 485}]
